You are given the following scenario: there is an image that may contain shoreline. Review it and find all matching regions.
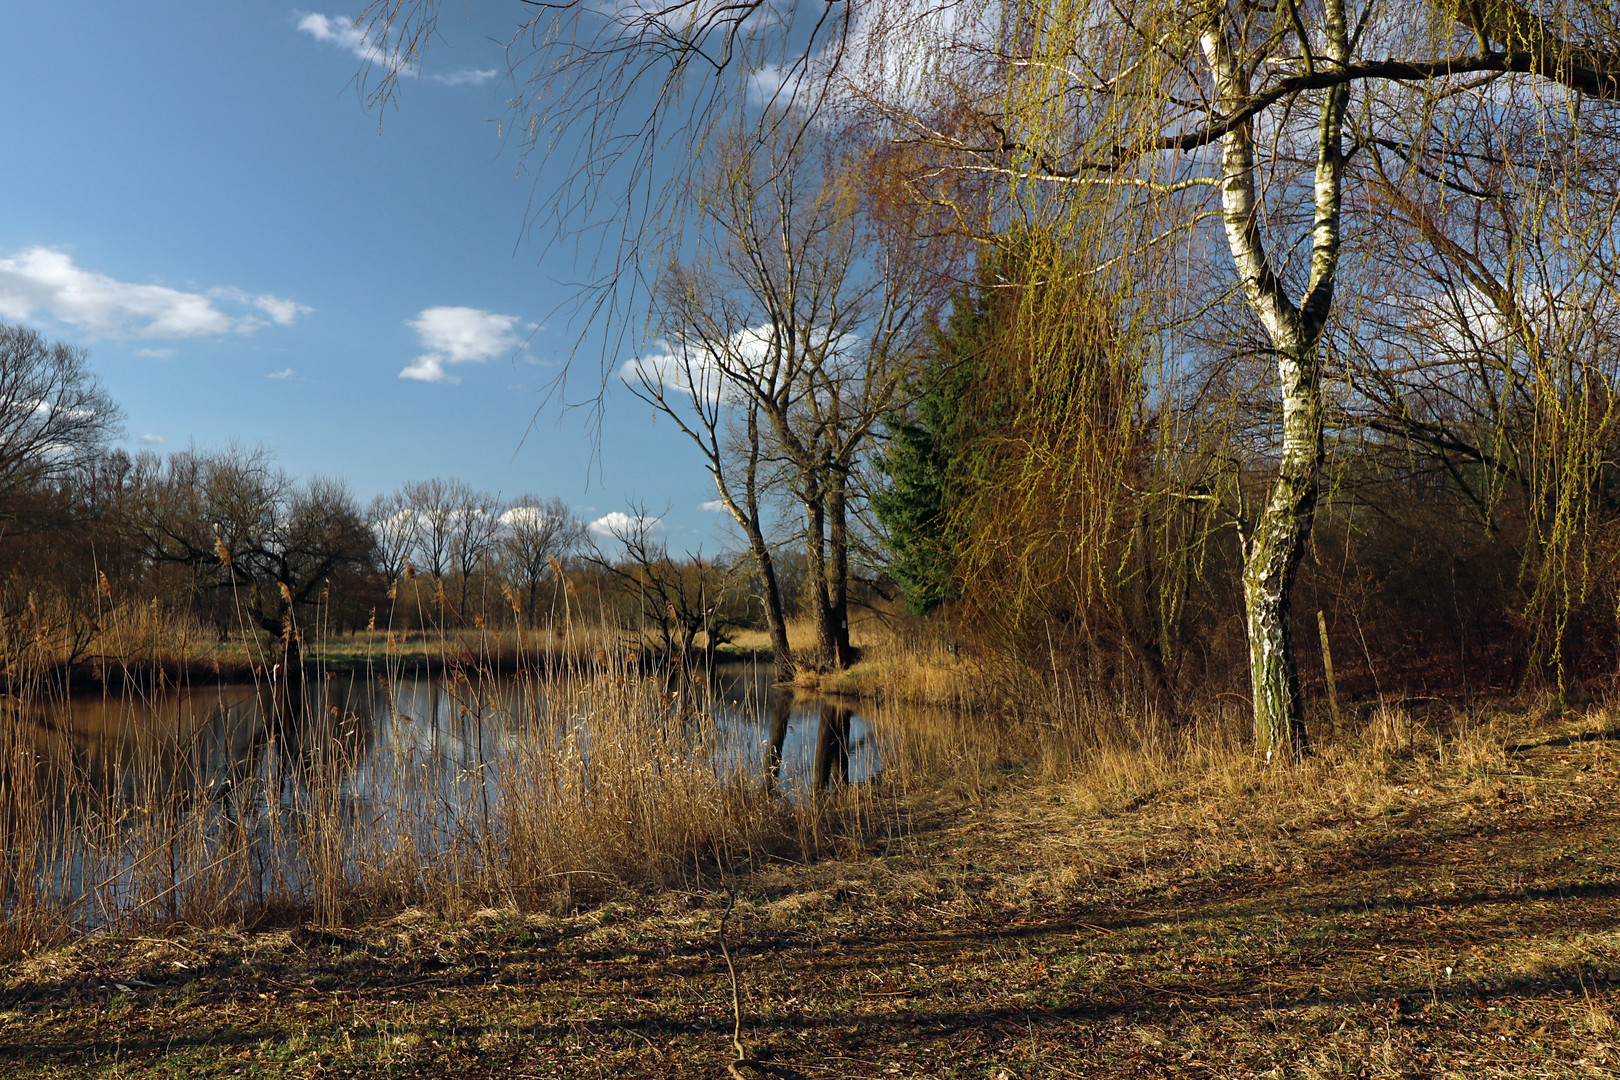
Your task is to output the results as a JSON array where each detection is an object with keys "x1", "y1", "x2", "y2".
[
  {"x1": 2, "y1": 703, "x2": 1615, "y2": 1077},
  {"x1": 14, "y1": 643, "x2": 788, "y2": 699}
]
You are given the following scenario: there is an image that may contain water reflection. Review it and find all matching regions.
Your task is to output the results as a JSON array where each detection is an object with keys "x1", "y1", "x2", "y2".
[
  {"x1": 1, "y1": 665, "x2": 912, "y2": 925},
  {"x1": 23, "y1": 664, "x2": 882, "y2": 811},
  {"x1": 813, "y1": 701, "x2": 852, "y2": 789}
]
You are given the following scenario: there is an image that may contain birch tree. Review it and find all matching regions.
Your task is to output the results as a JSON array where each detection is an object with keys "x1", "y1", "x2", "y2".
[
  {"x1": 869, "y1": 0, "x2": 1620, "y2": 756},
  {"x1": 887, "y1": 0, "x2": 1355, "y2": 756},
  {"x1": 353, "y1": 0, "x2": 1620, "y2": 750}
]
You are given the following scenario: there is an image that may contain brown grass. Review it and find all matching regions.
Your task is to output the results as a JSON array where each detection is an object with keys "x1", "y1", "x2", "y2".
[
  {"x1": 0, "y1": 664, "x2": 879, "y2": 959},
  {"x1": 2, "y1": 691, "x2": 1617, "y2": 1077},
  {"x1": 765, "y1": 610, "x2": 981, "y2": 705}
]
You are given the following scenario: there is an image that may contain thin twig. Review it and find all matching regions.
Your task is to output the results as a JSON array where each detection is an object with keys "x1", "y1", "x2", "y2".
[{"x1": 718, "y1": 887, "x2": 764, "y2": 1079}]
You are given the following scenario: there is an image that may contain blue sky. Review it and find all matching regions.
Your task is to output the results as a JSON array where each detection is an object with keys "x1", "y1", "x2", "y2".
[{"x1": 0, "y1": 3, "x2": 727, "y2": 545}]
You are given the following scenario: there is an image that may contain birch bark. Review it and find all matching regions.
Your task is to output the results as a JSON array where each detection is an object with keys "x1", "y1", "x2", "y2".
[{"x1": 1201, "y1": 0, "x2": 1349, "y2": 758}]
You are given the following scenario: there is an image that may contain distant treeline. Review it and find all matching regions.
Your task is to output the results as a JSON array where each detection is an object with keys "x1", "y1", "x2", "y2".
[{"x1": 0, "y1": 327, "x2": 823, "y2": 687}]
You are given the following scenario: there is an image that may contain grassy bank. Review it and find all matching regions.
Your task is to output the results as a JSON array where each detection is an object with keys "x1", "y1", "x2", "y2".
[
  {"x1": 24, "y1": 624, "x2": 693, "y2": 695},
  {"x1": 722, "y1": 612, "x2": 980, "y2": 707},
  {"x1": 1, "y1": 701, "x2": 1616, "y2": 1077}
]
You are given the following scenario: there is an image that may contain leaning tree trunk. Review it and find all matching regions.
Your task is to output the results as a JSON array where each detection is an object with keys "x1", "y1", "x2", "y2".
[
  {"x1": 1241, "y1": 343, "x2": 1322, "y2": 760},
  {"x1": 744, "y1": 520, "x2": 795, "y2": 683},
  {"x1": 1202, "y1": 0, "x2": 1347, "y2": 759}
]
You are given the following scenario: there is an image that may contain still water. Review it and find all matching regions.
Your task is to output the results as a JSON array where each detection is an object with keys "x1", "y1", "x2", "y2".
[
  {"x1": 24, "y1": 663, "x2": 880, "y2": 810},
  {"x1": 5, "y1": 665, "x2": 883, "y2": 923}
]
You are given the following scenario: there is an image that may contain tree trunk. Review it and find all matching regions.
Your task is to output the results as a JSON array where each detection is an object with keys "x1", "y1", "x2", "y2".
[
  {"x1": 803, "y1": 486, "x2": 839, "y2": 670},
  {"x1": 742, "y1": 517, "x2": 794, "y2": 683},
  {"x1": 1202, "y1": 1, "x2": 1347, "y2": 759},
  {"x1": 827, "y1": 470, "x2": 855, "y2": 668},
  {"x1": 1241, "y1": 342, "x2": 1321, "y2": 760}
]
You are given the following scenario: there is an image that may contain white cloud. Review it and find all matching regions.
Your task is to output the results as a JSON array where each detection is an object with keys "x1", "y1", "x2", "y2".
[
  {"x1": 0, "y1": 247, "x2": 309, "y2": 341},
  {"x1": 295, "y1": 12, "x2": 414, "y2": 74},
  {"x1": 500, "y1": 505, "x2": 553, "y2": 530},
  {"x1": 623, "y1": 326, "x2": 773, "y2": 406},
  {"x1": 136, "y1": 347, "x2": 175, "y2": 359},
  {"x1": 751, "y1": 0, "x2": 997, "y2": 118},
  {"x1": 624, "y1": 322, "x2": 862, "y2": 405},
  {"x1": 588, "y1": 511, "x2": 660, "y2": 538},
  {"x1": 699, "y1": 499, "x2": 727, "y2": 512},
  {"x1": 400, "y1": 306, "x2": 527, "y2": 384},
  {"x1": 140, "y1": 433, "x2": 164, "y2": 444},
  {"x1": 210, "y1": 286, "x2": 313, "y2": 326},
  {"x1": 266, "y1": 368, "x2": 295, "y2": 379},
  {"x1": 298, "y1": 12, "x2": 497, "y2": 85},
  {"x1": 429, "y1": 69, "x2": 498, "y2": 86},
  {"x1": 18, "y1": 400, "x2": 97, "y2": 423}
]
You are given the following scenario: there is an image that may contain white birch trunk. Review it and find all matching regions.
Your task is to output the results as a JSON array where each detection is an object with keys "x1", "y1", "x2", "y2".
[{"x1": 1202, "y1": 0, "x2": 1349, "y2": 759}]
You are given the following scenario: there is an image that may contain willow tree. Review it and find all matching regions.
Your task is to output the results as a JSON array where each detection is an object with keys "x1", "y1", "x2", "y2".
[
  {"x1": 1342, "y1": 52, "x2": 1620, "y2": 691},
  {"x1": 847, "y1": 0, "x2": 1620, "y2": 755}
]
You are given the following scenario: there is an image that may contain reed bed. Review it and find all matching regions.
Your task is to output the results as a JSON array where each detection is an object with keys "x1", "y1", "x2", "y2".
[
  {"x1": 0, "y1": 664, "x2": 882, "y2": 959},
  {"x1": 1, "y1": 600, "x2": 1574, "y2": 968}
]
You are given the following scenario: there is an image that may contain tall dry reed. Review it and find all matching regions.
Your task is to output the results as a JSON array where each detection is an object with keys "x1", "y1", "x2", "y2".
[{"x1": 0, "y1": 660, "x2": 877, "y2": 957}]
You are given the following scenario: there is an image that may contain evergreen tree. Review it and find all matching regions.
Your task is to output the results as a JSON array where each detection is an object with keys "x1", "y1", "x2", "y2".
[{"x1": 873, "y1": 258, "x2": 1011, "y2": 615}]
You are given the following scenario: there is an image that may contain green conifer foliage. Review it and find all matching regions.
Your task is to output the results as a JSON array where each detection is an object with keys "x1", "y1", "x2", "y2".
[{"x1": 873, "y1": 258, "x2": 1012, "y2": 615}]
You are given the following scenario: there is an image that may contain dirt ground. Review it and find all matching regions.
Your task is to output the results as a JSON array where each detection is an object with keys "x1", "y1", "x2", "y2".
[{"x1": 1, "y1": 710, "x2": 1617, "y2": 1078}]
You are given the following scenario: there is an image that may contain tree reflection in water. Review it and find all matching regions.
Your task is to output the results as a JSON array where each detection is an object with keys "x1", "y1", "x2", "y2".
[{"x1": 813, "y1": 700, "x2": 852, "y2": 790}]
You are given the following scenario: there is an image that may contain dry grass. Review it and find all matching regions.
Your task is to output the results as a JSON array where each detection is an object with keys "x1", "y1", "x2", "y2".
[
  {"x1": 768, "y1": 611, "x2": 981, "y2": 706},
  {"x1": 1, "y1": 599, "x2": 251, "y2": 689},
  {"x1": 7, "y1": 616, "x2": 1620, "y2": 1076},
  {"x1": 0, "y1": 665, "x2": 877, "y2": 959},
  {"x1": 2, "y1": 691, "x2": 1617, "y2": 1077}
]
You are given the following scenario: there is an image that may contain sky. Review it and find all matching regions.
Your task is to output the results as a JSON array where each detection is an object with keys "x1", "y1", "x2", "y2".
[{"x1": 0, "y1": 3, "x2": 730, "y2": 545}]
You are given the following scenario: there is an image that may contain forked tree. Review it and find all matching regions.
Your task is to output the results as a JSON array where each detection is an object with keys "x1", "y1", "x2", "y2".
[
  {"x1": 870, "y1": 0, "x2": 1620, "y2": 756},
  {"x1": 634, "y1": 122, "x2": 934, "y2": 671}
]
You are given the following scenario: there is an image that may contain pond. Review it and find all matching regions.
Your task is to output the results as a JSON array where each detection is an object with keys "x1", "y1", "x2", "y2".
[
  {"x1": 0, "y1": 663, "x2": 888, "y2": 931},
  {"x1": 23, "y1": 663, "x2": 881, "y2": 796}
]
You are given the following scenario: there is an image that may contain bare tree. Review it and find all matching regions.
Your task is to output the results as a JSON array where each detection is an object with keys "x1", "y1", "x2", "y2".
[
  {"x1": 499, "y1": 495, "x2": 586, "y2": 628},
  {"x1": 448, "y1": 488, "x2": 505, "y2": 617},
  {"x1": 118, "y1": 447, "x2": 374, "y2": 721},
  {"x1": 585, "y1": 507, "x2": 742, "y2": 675},
  {"x1": 366, "y1": 490, "x2": 415, "y2": 583},
  {"x1": 1339, "y1": 75, "x2": 1620, "y2": 690},
  {"x1": 635, "y1": 121, "x2": 935, "y2": 670},
  {"x1": 402, "y1": 477, "x2": 464, "y2": 581},
  {"x1": 356, "y1": 0, "x2": 859, "y2": 376},
  {"x1": 0, "y1": 324, "x2": 120, "y2": 522}
]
